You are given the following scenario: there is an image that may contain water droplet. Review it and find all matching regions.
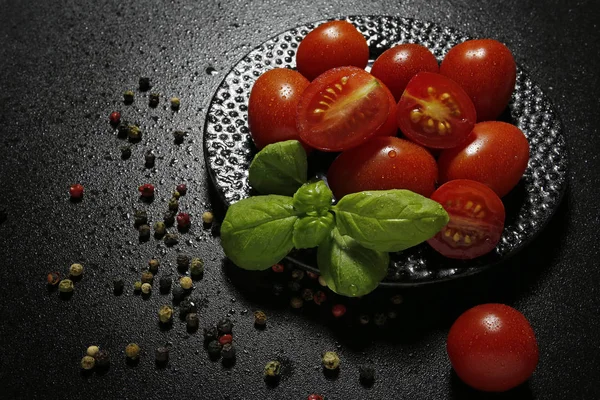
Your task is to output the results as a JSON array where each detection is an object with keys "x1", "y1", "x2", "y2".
[
  {"x1": 388, "y1": 150, "x2": 397, "y2": 158},
  {"x1": 206, "y1": 66, "x2": 218, "y2": 75}
]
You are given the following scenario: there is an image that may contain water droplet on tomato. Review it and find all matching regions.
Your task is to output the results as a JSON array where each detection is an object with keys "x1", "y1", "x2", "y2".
[{"x1": 388, "y1": 150, "x2": 397, "y2": 158}]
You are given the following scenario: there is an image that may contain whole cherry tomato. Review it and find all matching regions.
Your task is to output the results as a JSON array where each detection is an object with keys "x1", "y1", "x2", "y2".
[{"x1": 447, "y1": 303, "x2": 539, "y2": 392}]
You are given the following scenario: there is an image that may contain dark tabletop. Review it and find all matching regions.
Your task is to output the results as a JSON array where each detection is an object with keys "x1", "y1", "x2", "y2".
[{"x1": 1, "y1": 0, "x2": 599, "y2": 399}]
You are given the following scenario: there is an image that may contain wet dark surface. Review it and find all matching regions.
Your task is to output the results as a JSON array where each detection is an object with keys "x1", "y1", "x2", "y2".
[{"x1": 0, "y1": 1, "x2": 598, "y2": 399}]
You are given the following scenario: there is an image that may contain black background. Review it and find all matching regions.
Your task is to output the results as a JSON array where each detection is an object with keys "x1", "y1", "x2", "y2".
[{"x1": 1, "y1": 0, "x2": 599, "y2": 399}]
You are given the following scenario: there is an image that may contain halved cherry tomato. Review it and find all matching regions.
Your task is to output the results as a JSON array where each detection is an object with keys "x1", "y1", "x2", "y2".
[
  {"x1": 373, "y1": 82, "x2": 398, "y2": 137},
  {"x1": 297, "y1": 66, "x2": 389, "y2": 152},
  {"x1": 438, "y1": 121, "x2": 530, "y2": 198},
  {"x1": 427, "y1": 179, "x2": 505, "y2": 259},
  {"x1": 296, "y1": 20, "x2": 369, "y2": 81},
  {"x1": 248, "y1": 68, "x2": 310, "y2": 149},
  {"x1": 396, "y1": 72, "x2": 476, "y2": 149},
  {"x1": 440, "y1": 39, "x2": 516, "y2": 121},
  {"x1": 327, "y1": 136, "x2": 438, "y2": 199},
  {"x1": 371, "y1": 44, "x2": 440, "y2": 101}
]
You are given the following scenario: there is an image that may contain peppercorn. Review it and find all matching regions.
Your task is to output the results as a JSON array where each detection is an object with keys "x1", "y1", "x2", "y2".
[
  {"x1": 138, "y1": 183, "x2": 155, "y2": 199},
  {"x1": 125, "y1": 343, "x2": 141, "y2": 359},
  {"x1": 307, "y1": 395, "x2": 324, "y2": 400},
  {"x1": 59, "y1": 279, "x2": 74, "y2": 293},
  {"x1": 113, "y1": 278, "x2": 124, "y2": 294},
  {"x1": 140, "y1": 271, "x2": 154, "y2": 284},
  {"x1": 109, "y1": 111, "x2": 121, "y2": 125},
  {"x1": 290, "y1": 296, "x2": 303, "y2": 309},
  {"x1": 138, "y1": 224, "x2": 151, "y2": 240},
  {"x1": 81, "y1": 356, "x2": 96, "y2": 370},
  {"x1": 332, "y1": 304, "x2": 346, "y2": 318},
  {"x1": 179, "y1": 298, "x2": 197, "y2": 317},
  {"x1": 123, "y1": 90, "x2": 134, "y2": 104},
  {"x1": 203, "y1": 326, "x2": 218, "y2": 342},
  {"x1": 117, "y1": 122, "x2": 130, "y2": 138},
  {"x1": 172, "y1": 285, "x2": 185, "y2": 301},
  {"x1": 149, "y1": 93, "x2": 160, "y2": 108},
  {"x1": 313, "y1": 291, "x2": 327, "y2": 305},
  {"x1": 153, "y1": 221, "x2": 166, "y2": 237},
  {"x1": 173, "y1": 130, "x2": 186, "y2": 144},
  {"x1": 155, "y1": 346, "x2": 169, "y2": 363},
  {"x1": 254, "y1": 310, "x2": 267, "y2": 327},
  {"x1": 264, "y1": 361, "x2": 281, "y2": 378},
  {"x1": 373, "y1": 313, "x2": 387, "y2": 327},
  {"x1": 69, "y1": 184, "x2": 84, "y2": 200},
  {"x1": 47, "y1": 272, "x2": 60, "y2": 286},
  {"x1": 272, "y1": 283, "x2": 284, "y2": 296},
  {"x1": 172, "y1": 191, "x2": 181, "y2": 199},
  {"x1": 271, "y1": 263, "x2": 284, "y2": 273},
  {"x1": 301, "y1": 288, "x2": 313, "y2": 302},
  {"x1": 221, "y1": 343, "x2": 235, "y2": 360},
  {"x1": 148, "y1": 258, "x2": 160, "y2": 273},
  {"x1": 390, "y1": 294, "x2": 404, "y2": 305},
  {"x1": 94, "y1": 350, "x2": 110, "y2": 368},
  {"x1": 141, "y1": 282, "x2": 152, "y2": 294},
  {"x1": 120, "y1": 145, "x2": 132, "y2": 159},
  {"x1": 133, "y1": 210, "x2": 148, "y2": 226},
  {"x1": 359, "y1": 314, "x2": 370, "y2": 325},
  {"x1": 170, "y1": 97, "x2": 180, "y2": 110},
  {"x1": 128, "y1": 125, "x2": 142, "y2": 142},
  {"x1": 176, "y1": 254, "x2": 190, "y2": 270},
  {"x1": 139, "y1": 77, "x2": 151, "y2": 91},
  {"x1": 387, "y1": 310, "x2": 398, "y2": 320},
  {"x1": 202, "y1": 211, "x2": 214, "y2": 225},
  {"x1": 359, "y1": 364, "x2": 376, "y2": 385},
  {"x1": 133, "y1": 281, "x2": 142, "y2": 292},
  {"x1": 207, "y1": 340, "x2": 222, "y2": 358},
  {"x1": 176, "y1": 212, "x2": 191, "y2": 229},
  {"x1": 168, "y1": 198, "x2": 179, "y2": 211},
  {"x1": 159, "y1": 305, "x2": 173, "y2": 324},
  {"x1": 288, "y1": 281, "x2": 301, "y2": 292},
  {"x1": 218, "y1": 334, "x2": 233, "y2": 345},
  {"x1": 176, "y1": 184, "x2": 187, "y2": 195},
  {"x1": 217, "y1": 318, "x2": 233, "y2": 335},
  {"x1": 144, "y1": 151, "x2": 156, "y2": 168},
  {"x1": 190, "y1": 257, "x2": 204, "y2": 276},
  {"x1": 164, "y1": 233, "x2": 179, "y2": 246},
  {"x1": 163, "y1": 211, "x2": 176, "y2": 227},
  {"x1": 180, "y1": 276, "x2": 193, "y2": 290},
  {"x1": 318, "y1": 276, "x2": 327, "y2": 287},
  {"x1": 87, "y1": 345, "x2": 100, "y2": 357},
  {"x1": 306, "y1": 271, "x2": 319, "y2": 280},
  {"x1": 159, "y1": 277, "x2": 172, "y2": 293},
  {"x1": 322, "y1": 351, "x2": 340, "y2": 370},
  {"x1": 186, "y1": 313, "x2": 199, "y2": 330},
  {"x1": 291, "y1": 269, "x2": 304, "y2": 281}
]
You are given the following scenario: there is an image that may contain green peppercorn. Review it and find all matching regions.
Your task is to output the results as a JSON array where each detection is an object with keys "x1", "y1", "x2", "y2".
[
  {"x1": 128, "y1": 125, "x2": 142, "y2": 142},
  {"x1": 81, "y1": 355, "x2": 96, "y2": 370},
  {"x1": 172, "y1": 285, "x2": 185, "y2": 301},
  {"x1": 141, "y1": 282, "x2": 152, "y2": 294},
  {"x1": 94, "y1": 350, "x2": 110, "y2": 368},
  {"x1": 85, "y1": 345, "x2": 99, "y2": 357},
  {"x1": 125, "y1": 343, "x2": 141, "y2": 359},
  {"x1": 59, "y1": 279, "x2": 74, "y2": 293},
  {"x1": 359, "y1": 364, "x2": 376, "y2": 385},
  {"x1": 180, "y1": 276, "x2": 193, "y2": 290},
  {"x1": 139, "y1": 224, "x2": 151, "y2": 240},
  {"x1": 172, "y1": 190, "x2": 181, "y2": 199},
  {"x1": 170, "y1": 97, "x2": 180, "y2": 110},
  {"x1": 139, "y1": 77, "x2": 151, "y2": 92},
  {"x1": 141, "y1": 271, "x2": 154, "y2": 284},
  {"x1": 291, "y1": 269, "x2": 304, "y2": 281},
  {"x1": 322, "y1": 351, "x2": 340, "y2": 370},
  {"x1": 203, "y1": 326, "x2": 218, "y2": 342},
  {"x1": 217, "y1": 318, "x2": 233, "y2": 335},
  {"x1": 202, "y1": 211, "x2": 214, "y2": 225},
  {"x1": 69, "y1": 263, "x2": 84, "y2": 277},
  {"x1": 176, "y1": 254, "x2": 190, "y2": 270},
  {"x1": 159, "y1": 305, "x2": 173, "y2": 324},
  {"x1": 117, "y1": 122, "x2": 130, "y2": 138},
  {"x1": 155, "y1": 346, "x2": 169, "y2": 363},
  {"x1": 123, "y1": 90, "x2": 135, "y2": 104},
  {"x1": 221, "y1": 343, "x2": 235, "y2": 360},
  {"x1": 151, "y1": 222, "x2": 165, "y2": 238},
  {"x1": 113, "y1": 278, "x2": 124, "y2": 294},
  {"x1": 301, "y1": 288, "x2": 313, "y2": 302},
  {"x1": 173, "y1": 130, "x2": 186, "y2": 144},
  {"x1": 207, "y1": 340, "x2": 222, "y2": 358},
  {"x1": 145, "y1": 151, "x2": 156, "y2": 168},
  {"x1": 190, "y1": 257, "x2": 204, "y2": 276},
  {"x1": 168, "y1": 197, "x2": 179, "y2": 211},
  {"x1": 254, "y1": 310, "x2": 267, "y2": 327},
  {"x1": 149, "y1": 93, "x2": 160, "y2": 108},
  {"x1": 159, "y1": 277, "x2": 172, "y2": 293},
  {"x1": 290, "y1": 296, "x2": 303, "y2": 309},
  {"x1": 264, "y1": 361, "x2": 281, "y2": 378},
  {"x1": 148, "y1": 258, "x2": 160, "y2": 273},
  {"x1": 133, "y1": 281, "x2": 142, "y2": 292},
  {"x1": 186, "y1": 313, "x2": 199, "y2": 330},
  {"x1": 133, "y1": 210, "x2": 148, "y2": 226}
]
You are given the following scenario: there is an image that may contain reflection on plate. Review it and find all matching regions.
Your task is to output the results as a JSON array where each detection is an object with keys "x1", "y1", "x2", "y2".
[{"x1": 203, "y1": 16, "x2": 567, "y2": 286}]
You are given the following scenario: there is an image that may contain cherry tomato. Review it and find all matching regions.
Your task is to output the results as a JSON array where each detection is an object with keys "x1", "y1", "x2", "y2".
[
  {"x1": 327, "y1": 136, "x2": 438, "y2": 199},
  {"x1": 427, "y1": 180, "x2": 505, "y2": 259},
  {"x1": 371, "y1": 44, "x2": 439, "y2": 101},
  {"x1": 438, "y1": 121, "x2": 530, "y2": 198},
  {"x1": 447, "y1": 304, "x2": 539, "y2": 392},
  {"x1": 373, "y1": 82, "x2": 398, "y2": 137},
  {"x1": 297, "y1": 66, "x2": 389, "y2": 152},
  {"x1": 296, "y1": 20, "x2": 369, "y2": 81},
  {"x1": 248, "y1": 68, "x2": 310, "y2": 149},
  {"x1": 440, "y1": 39, "x2": 516, "y2": 121},
  {"x1": 396, "y1": 72, "x2": 476, "y2": 149}
]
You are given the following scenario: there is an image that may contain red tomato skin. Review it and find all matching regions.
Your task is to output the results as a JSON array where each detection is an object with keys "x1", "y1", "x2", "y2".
[
  {"x1": 438, "y1": 121, "x2": 530, "y2": 198},
  {"x1": 447, "y1": 304, "x2": 539, "y2": 392},
  {"x1": 373, "y1": 82, "x2": 398, "y2": 137},
  {"x1": 248, "y1": 68, "x2": 310, "y2": 150},
  {"x1": 440, "y1": 39, "x2": 516, "y2": 121},
  {"x1": 327, "y1": 136, "x2": 438, "y2": 199},
  {"x1": 371, "y1": 44, "x2": 440, "y2": 102},
  {"x1": 296, "y1": 20, "x2": 369, "y2": 81}
]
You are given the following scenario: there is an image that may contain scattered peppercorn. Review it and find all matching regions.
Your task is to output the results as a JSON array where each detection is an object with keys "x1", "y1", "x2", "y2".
[
  {"x1": 180, "y1": 276, "x2": 193, "y2": 290},
  {"x1": 47, "y1": 272, "x2": 60, "y2": 286},
  {"x1": 120, "y1": 145, "x2": 132, "y2": 159},
  {"x1": 359, "y1": 314, "x2": 370, "y2": 325},
  {"x1": 158, "y1": 305, "x2": 173, "y2": 324},
  {"x1": 318, "y1": 276, "x2": 327, "y2": 287},
  {"x1": 207, "y1": 340, "x2": 222, "y2": 358},
  {"x1": 134, "y1": 210, "x2": 148, "y2": 226},
  {"x1": 148, "y1": 258, "x2": 160, "y2": 273},
  {"x1": 128, "y1": 125, "x2": 142, "y2": 142},
  {"x1": 138, "y1": 183, "x2": 155, "y2": 199},
  {"x1": 221, "y1": 343, "x2": 236, "y2": 360},
  {"x1": 139, "y1": 77, "x2": 151, "y2": 91},
  {"x1": 164, "y1": 233, "x2": 179, "y2": 246},
  {"x1": 179, "y1": 298, "x2": 197, "y2": 317},
  {"x1": 176, "y1": 254, "x2": 190, "y2": 270},
  {"x1": 157, "y1": 277, "x2": 171, "y2": 293},
  {"x1": 322, "y1": 351, "x2": 340, "y2": 370},
  {"x1": 117, "y1": 122, "x2": 130, "y2": 138},
  {"x1": 203, "y1": 326, "x2": 218, "y2": 342},
  {"x1": 86, "y1": 345, "x2": 100, "y2": 357},
  {"x1": 69, "y1": 184, "x2": 84, "y2": 200},
  {"x1": 290, "y1": 296, "x2": 303, "y2": 309},
  {"x1": 59, "y1": 279, "x2": 74, "y2": 293},
  {"x1": 113, "y1": 278, "x2": 124, "y2": 294},
  {"x1": 176, "y1": 212, "x2": 191, "y2": 229},
  {"x1": 141, "y1": 282, "x2": 152, "y2": 294},
  {"x1": 109, "y1": 111, "x2": 121, "y2": 125},
  {"x1": 141, "y1": 271, "x2": 154, "y2": 284},
  {"x1": 144, "y1": 151, "x2": 156, "y2": 168},
  {"x1": 163, "y1": 211, "x2": 176, "y2": 226},
  {"x1": 359, "y1": 364, "x2": 376, "y2": 385},
  {"x1": 332, "y1": 304, "x2": 346, "y2": 318},
  {"x1": 138, "y1": 224, "x2": 151, "y2": 240},
  {"x1": 387, "y1": 310, "x2": 398, "y2": 320},
  {"x1": 313, "y1": 291, "x2": 326, "y2": 305},
  {"x1": 271, "y1": 263, "x2": 284, "y2": 273},
  {"x1": 186, "y1": 313, "x2": 199, "y2": 330},
  {"x1": 149, "y1": 93, "x2": 160, "y2": 107},
  {"x1": 153, "y1": 221, "x2": 166, "y2": 237},
  {"x1": 68, "y1": 263, "x2": 83, "y2": 277},
  {"x1": 170, "y1": 97, "x2": 180, "y2": 110},
  {"x1": 254, "y1": 310, "x2": 267, "y2": 327},
  {"x1": 173, "y1": 130, "x2": 186, "y2": 144},
  {"x1": 123, "y1": 90, "x2": 134, "y2": 104},
  {"x1": 133, "y1": 281, "x2": 142, "y2": 292},
  {"x1": 190, "y1": 257, "x2": 204, "y2": 276},
  {"x1": 94, "y1": 350, "x2": 110, "y2": 368},
  {"x1": 288, "y1": 281, "x2": 301, "y2": 292},
  {"x1": 217, "y1": 318, "x2": 233, "y2": 335},
  {"x1": 172, "y1": 285, "x2": 185, "y2": 301},
  {"x1": 81, "y1": 356, "x2": 96, "y2": 370},
  {"x1": 264, "y1": 361, "x2": 281, "y2": 378},
  {"x1": 301, "y1": 288, "x2": 313, "y2": 302},
  {"x1": 272, "y1": 283, "x2": 284, "y2": 296},
  {"x1": 125, "y1": 343, "x2": 141, "y2": 359},
  {"x1": 373, "y1": 313, "x2": 387, "y2": 327},
  {"x1": 176, "y1": 184, "x2": 187, "y2": 195},
  {"x1": 155, "y1": 346, "x2": 169, "y2": 363},
  {"x1": 172, "y1": 190, "x2": 181, "y2": 199},
  {"x1": 291, "y1": 269, "x2": 304, "y2": 281},
  {"x1": 201, "y1": 211, "x2": 214, "y2": 225},
  {"x1": 168, "y1": 198, "x2": 179, "y2": 211},
  {"x1": 306, "y1": 271, "x2": 319, "y2": 280},
  {"x1": 307, "y1": 395, "x2": 324, "y2": 400},
  {"x1": 218, "y1": 334, "x2": 233, "y2": 345},
  {"x1": 390, "y1": 294, "x2": 404, "y2": 305}
]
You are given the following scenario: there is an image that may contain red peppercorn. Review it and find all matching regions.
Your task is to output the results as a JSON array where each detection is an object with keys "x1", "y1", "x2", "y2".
[
  {"x1": 138, "y1": 183, "x2": 155, "y2": 198},
  {"x1": 271, "y1": 263, "x2": 284, "y2": 273},
  {"x1": 176, "y1": 184, "x2": 187, "y2": 195},
  {"x1": 307, "y1": 395, "x2": 324, "y2": 400},
  {"x1": 176, "y1": 212, "x2": 191, "y2": 229},
  {"x1": 332, "y1": 304, "x2": 346, "y2": 318},
  {"x1": 218, "y1": 334, "x2": 233, "y2": 345},
  {"x1": 69, "y1": 184, "x2": 84, "y2": 200},
  {"x1": 47, "y1": 272, "x2": 60, "y2": 285},
  {"x1": 306, "y1": 271, "x2": 319, "y2": 280},
  {"x1": 313, "y1": 291, "x2": 326, "y2": 305},
  {"x1": 109, "y1": 111, "x2": 121, "y2": 125}
]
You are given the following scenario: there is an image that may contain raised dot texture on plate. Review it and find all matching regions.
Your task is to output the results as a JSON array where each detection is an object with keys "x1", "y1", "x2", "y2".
[{"x1": 203, "y1": 16, "x2": 568, "y2": 286}]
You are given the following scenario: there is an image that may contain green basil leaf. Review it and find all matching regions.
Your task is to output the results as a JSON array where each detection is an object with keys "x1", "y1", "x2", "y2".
[
  {"x1": 292, "y1": 212, "x2": 335, "y2": 249},
  {"x1": 333, "y1": 190, "x2": 449, "y2": 252},
  {"x1": 317, "y1": 227, "x2": 389, "y2": 297},
  {"x1": 221, "y1": 195, "x2": 299, "y2": 270},
  {"x1": 292, "y1": 180, "x2": 333, "y2": 215},
  {"x1": 248, "y1": 140, "x2": 307, "y2": 196}
]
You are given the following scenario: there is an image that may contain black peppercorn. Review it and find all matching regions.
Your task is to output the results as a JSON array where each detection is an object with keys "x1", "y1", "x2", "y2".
[
  {"x1": 373, "y1": 313, "x2": 387, "y2": 327},
  {"x1": 359, "y1": 364, "x2": 376, "y2": 385},
  {"x1": 159, "y1": 277, "x2": 172, "y2": 293},
  {"x1": 179, "y1": 298, "x2": 197, "y2": 318},
  {"x1": 163, "y1": 211, "x2": 176, "y2": 227},
  {"x1": 94, "y1": 350, "x2": 110, "y2": 368},
  {"x1": 173, "y1": 130, "x2": 186, "y2": 144},
  {"x1": 221, "y1": 343, "x2": 235, "y2": 360},
  {"x1": 113, "y1": 278, "x2": 124, "y2": 294},
  {"x1": 272, "y1": 283, "x2": 284, "y2": 296},
  {"x1": 139, "y1": 224, "x2": 151, "y2": 240},
  {"x1": 217, "y1": 318, "x2": 233, "y2": 335},
  {"x1": 186, "y1": 313, "x2": 199, "y2": 330},
  {"x1": 139, "y1": 77, "x2": 151, "y2": 92},
  {"x1": 155, "y1": 347, "x2": 169, "y2": 364},
  {"x1": 176, "y1": 254, "x2": 190, "y2": 270},
  {"x1": 145, "y1": 151, "x2": 156, "y2": 168},
  {"x1": 133, "y1": 210, "x2": 148, "y2": 227},
  {"x1": 301, "y1": 288, "x2": 314, "y2": 302},
  {"x1": 172, "y1": 286, "x2": 185, "y2": 302},
  {"x1": 164, "y1": 233, "x2": 179, "y2": 246},
  {"x1": 207, "y1": 340, "x2": 222, "y2": 359},
  {"x1": 120, "y1": 145, "x2": 132, "y2": 160},
  {"x1": 149, "y1": 93, "x2": 160, "y2": 108},
  {"x1": 288, "y1": 281, "x2": 301, "y2": 292},
  {"x1": 117, "y1": 122, "x2": 130, "y2": 138},
  {"x1": 203, "y1": 326, "x2": 218, "y2": 342}
]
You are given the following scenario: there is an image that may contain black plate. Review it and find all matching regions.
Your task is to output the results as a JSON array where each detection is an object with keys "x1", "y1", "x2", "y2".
[{"x1": 203, "y1": 16, "x2": 568, "y2": 286}]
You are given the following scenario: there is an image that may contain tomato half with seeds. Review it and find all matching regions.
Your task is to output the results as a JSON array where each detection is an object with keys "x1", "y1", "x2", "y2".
[
  {"x1": 396, "y1": 72, "x2": 476, "y2": 149},
  {"x1": 297, "y1": 66, "x2": 390, "y2": 152},
  {"x1": 427, "y1": 179, "x2": 505, "y2": 259}
]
